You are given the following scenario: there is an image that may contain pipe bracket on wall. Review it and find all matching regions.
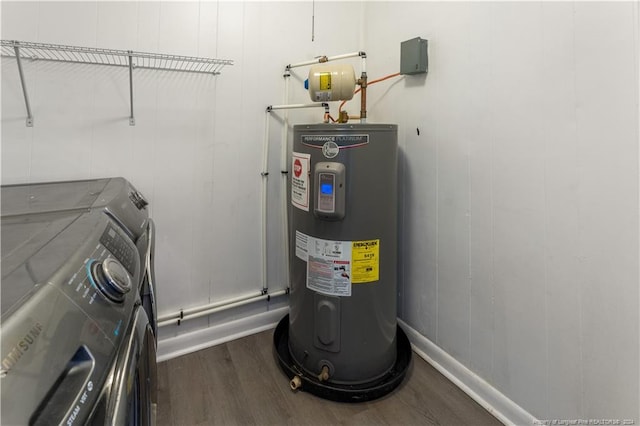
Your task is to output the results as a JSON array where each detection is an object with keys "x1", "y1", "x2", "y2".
[{"x1": 1, "y1": 40, "x2": 234, "y2": 127}]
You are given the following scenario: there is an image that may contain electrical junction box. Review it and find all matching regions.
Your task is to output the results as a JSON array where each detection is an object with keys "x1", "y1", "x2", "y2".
[{"x1": 400, "y1": 37, "x2": 428, "y2": 75}]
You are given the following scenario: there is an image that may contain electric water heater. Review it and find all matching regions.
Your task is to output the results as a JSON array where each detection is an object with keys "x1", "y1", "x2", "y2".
[{"x1": 274, "y1": 123, "x2": 411, "y2": 402}]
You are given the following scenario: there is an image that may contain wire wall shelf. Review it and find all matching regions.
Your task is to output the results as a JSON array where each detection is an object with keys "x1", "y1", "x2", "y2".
[
  {"x1": 1, "y1": 40, "x2": 234, "y2": 126},
  {"x1": 1, "y1": 40, "x2": 233, "y2": 74}
]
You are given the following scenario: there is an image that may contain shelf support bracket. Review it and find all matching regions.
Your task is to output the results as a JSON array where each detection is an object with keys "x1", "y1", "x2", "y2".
[
  {"x1": 13, "y1": 43, "x2": 33, "y2": 127},
  {"x1": 128, "y1": 51, "x2": 135, "y2": 126}
]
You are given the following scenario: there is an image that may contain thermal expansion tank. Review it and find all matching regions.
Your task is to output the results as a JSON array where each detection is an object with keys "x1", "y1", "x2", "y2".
[{"x1": 288, "y1": 123, "x2": 398, "y2": 385}]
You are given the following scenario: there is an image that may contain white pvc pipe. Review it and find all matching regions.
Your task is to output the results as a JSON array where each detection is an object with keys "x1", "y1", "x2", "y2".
[
  {"x1": 286, "y1": 51, "x2": 364, "y2": 70},
  {"x1": 327, "y1": 51, "x2": 364, "y2": 62},
  {"x1": 281, "y1": 73, "x2": 291, "y2": 289},
  {"x1": 158, "y1": 289, "x2": 289, "y2": 328},
  {"x1": 287, "y1": 57, "x2": 327, "y2": 69},
  {"x1": 260, "y1": 111, "x2": 271, "y2": 292},
  {"x1": 268, "y1": 103, "x2": 324, "y2": 110},
  {"x1": 158, "y1": 290, "x2": 264, "y2": 323},
  {"x1": 263, "y1": 101, "x2": 323, "y2": 296}
]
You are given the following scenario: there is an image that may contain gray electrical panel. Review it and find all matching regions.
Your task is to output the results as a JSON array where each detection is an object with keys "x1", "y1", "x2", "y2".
[{"x1": 400, "y1": 37, "x2": 428, "y2": 75}]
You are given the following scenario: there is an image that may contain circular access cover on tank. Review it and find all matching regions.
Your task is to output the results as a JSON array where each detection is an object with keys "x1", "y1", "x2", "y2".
[{"x1": 273, "y1": 314, "x2": 412, "y2": 403}]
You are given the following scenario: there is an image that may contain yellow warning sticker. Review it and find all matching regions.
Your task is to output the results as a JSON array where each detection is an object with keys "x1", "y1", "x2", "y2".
[
  {"x1": 351, "y1": 239, "x2": 379, "y2": 284},
  {"x1": 319, "y1": 72, "x2": 332, "y2": 90}
]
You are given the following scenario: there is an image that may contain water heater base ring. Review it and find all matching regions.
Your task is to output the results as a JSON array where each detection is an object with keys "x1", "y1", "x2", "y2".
[{"x1": 273, "y1": 314, "x2": 412, "y2": 403}]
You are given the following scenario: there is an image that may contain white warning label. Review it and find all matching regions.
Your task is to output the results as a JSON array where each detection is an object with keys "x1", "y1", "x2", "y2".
[
  {"x1": 308, "y1": 256, "x2": 351, "y2": 296},
  {"x1": 295, "y1": 231, "x2": 352, "y2": 297},
  {"x1": 291, "y1": 152, "x2": 310, "y2": 211},
  {"x1": 295, "y1": 231, "x2": 309, "y2": 261}
]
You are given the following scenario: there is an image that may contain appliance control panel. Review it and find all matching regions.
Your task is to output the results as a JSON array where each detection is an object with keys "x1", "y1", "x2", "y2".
[
  {"x1": 129, "y1": 190, "x2": 148, "y2": 210},
  {"x1": 88, "y1": 257, "x2": 132, "y2": 304},
  {"x1": 314, "y1": 162, "x2": 346, "y2": 220},
  {"x1": 61, "y1": 225, "x2": 137, "y2": 306},
  {"x1": 317, "y1": 173, "x2": 336, "y2": 212},
  {"x1": 99, "y1": 225, "x2": 136, "y2": 274},
  {"x1": 55, "y1": 215, "x2": 140, "y2": 345},
  {"x1": 80, "y1": 223, "x2": 137, "y2": 305}
]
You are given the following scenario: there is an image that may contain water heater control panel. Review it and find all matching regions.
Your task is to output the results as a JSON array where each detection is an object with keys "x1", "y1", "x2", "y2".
[{"x1": 314, "y1": 162, "x2": 346, "y2": 220}]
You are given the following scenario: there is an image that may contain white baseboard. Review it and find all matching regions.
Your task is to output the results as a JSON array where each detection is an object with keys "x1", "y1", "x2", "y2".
[
  {"x1": 398, "y1": 319, "x2": 537, "y2": 426},
  {"x1": 157, "y1": 306, "x2": 289, "y2": 362}
]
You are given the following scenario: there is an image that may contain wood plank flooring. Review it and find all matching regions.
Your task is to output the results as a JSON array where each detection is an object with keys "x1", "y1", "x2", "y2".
[{"x1": 157, "y1": 329, "x2": 502, "y2": 426}]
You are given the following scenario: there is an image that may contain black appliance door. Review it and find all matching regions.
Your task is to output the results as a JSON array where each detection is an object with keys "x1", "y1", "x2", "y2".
[
  {"x1": 136, "y1": 219, "x2": 157, "y2": 339},
  {"x1": 105, "y1": 307, "x2": 157, "y2": 425}
]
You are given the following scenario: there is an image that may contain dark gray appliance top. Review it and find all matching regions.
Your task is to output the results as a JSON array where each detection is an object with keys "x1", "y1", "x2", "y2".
[
  {"x1": 1, "y1": 177, "x2": 147, "y2": 315},
  {"x1": 1, "y1": 178, "x2": 109, "y2": 217},
  {"x1": 1, "y1": 177, "x2": 150, "y2": 426},
  {"x1": 1, "y1": 179, "x2": 109, "y2": 313}
]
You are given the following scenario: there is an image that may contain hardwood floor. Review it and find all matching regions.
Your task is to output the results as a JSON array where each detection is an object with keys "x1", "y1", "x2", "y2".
[{"x1": 157, "y1": 329, "x2": 502, "y2": 426}]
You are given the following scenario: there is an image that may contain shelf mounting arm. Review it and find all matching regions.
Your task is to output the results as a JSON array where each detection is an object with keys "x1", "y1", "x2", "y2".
[
  {"x1": 128, "y1": 51, "x2": 135, "y2": 126},
  {"x1": 13, "y1": 43, "x2": 33, "y2": 127}
]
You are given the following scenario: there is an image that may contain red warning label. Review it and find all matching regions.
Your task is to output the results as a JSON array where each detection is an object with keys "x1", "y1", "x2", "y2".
[
  {"x1": 291, "y1": 152, "x2": 310, "y2": 211},
  {"x1": 293, "y1": 159, "x2": 302, "y2": 178}
]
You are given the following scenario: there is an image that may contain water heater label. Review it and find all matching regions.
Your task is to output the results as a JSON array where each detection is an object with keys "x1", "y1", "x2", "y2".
[
  {"x1": 295, "y1": 231, "x2": 309, "y2": 261},
  {"x1": 291, "y1": 152, "x2": 311, "y2": 211},
  {"x1": 301, "y1": 134, "x2": 369, "y2": 149},
  {"x1": 296, "y1": 231, "x2": 353, "y2": 297},
  {"x1": 351, "y1": 239, "x2": 380, "y2": 283},
  {"x1": 308, "y1": 255, "x2": 351, "y2": 297}
]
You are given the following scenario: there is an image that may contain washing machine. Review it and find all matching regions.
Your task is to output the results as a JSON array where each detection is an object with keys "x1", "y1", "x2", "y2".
[{"x1": 1, "y1": 177, "x2": 157, "y2": 425}]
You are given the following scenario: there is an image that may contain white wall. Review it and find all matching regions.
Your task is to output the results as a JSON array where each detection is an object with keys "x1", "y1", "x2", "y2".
[
  {"x1": 2, "y1": 1, "x2": 639, "y2": 423},
  {"x1": 1, "y1": 1, "x2": 364, "y2": 339},
  {"x1": 364, "y1": 1, "x2": 639, "y2": 423}
]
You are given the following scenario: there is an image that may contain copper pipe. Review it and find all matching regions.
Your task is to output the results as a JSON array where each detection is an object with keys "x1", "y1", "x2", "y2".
[{"x1": 359, "y1": 73, "x2": 368, "y2": 122}]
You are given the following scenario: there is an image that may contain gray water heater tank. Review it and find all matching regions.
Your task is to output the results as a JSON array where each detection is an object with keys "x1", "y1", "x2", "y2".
[{"x1": 274, "y1": 123, "x2": 411, "y2": 401}]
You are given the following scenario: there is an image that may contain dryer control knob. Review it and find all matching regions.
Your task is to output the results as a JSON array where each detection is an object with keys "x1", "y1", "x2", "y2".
[{"x1": 92, "y1": 258, "x2": 132, "y2": 303}]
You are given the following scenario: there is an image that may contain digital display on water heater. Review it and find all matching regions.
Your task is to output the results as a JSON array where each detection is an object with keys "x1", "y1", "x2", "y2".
[
  {"x1": 314, "y1": 163, "x2": 345, "y2": 220},
  {"x1": 321, "y1": 183, "x2": 333, "y2": 195}
]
